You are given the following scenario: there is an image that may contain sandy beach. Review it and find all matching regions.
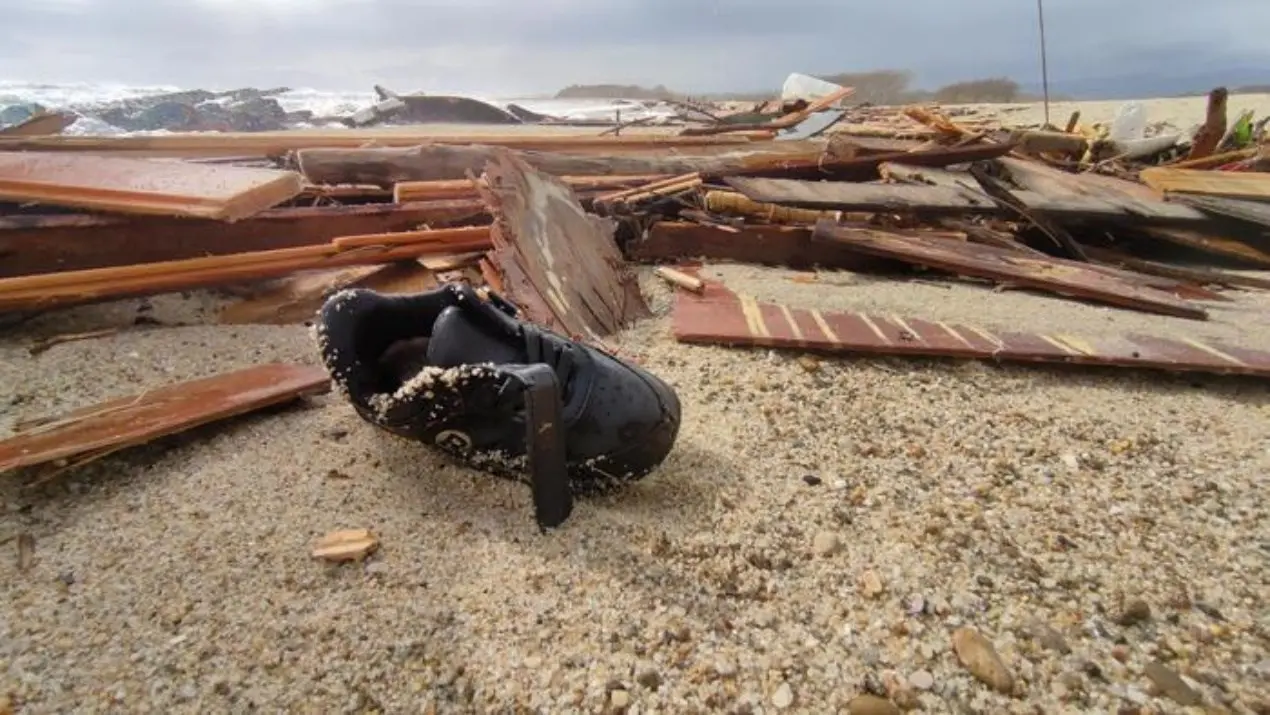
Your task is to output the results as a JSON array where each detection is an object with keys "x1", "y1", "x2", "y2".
[{"x1": 2, "y1": 97, "x2": 1270, "y2": 714}]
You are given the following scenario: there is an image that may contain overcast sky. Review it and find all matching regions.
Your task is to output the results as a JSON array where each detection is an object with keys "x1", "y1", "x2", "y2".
[{"x1": 3, "y1": 0, "x2": 1265, "y2": 96}]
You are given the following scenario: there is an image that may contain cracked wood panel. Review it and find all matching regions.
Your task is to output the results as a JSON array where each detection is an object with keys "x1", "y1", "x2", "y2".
[
  {"x1": 673, "y1": 282, "x2": 1270, "y2": 379},
  {"x1": 0, "y1": 152, "x2": 304, "y2": 221},
  {"x1": 0, "y1": 363, "x2": 331, "y2": 473},
  {"x1": 478, "y1": 148, "x2": 649, "y2": 341},
  {"x1": 812, "y1": 219, "x2": 1208, "y2": 320}
]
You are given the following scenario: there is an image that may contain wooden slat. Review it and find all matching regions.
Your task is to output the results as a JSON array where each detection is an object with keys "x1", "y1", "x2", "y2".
[
  {"x1": 723, "y1": 176, "x2": 999, "y2": 215},
  {"x1": 812, "y1": 219, "x2": 1208, "y2": 319},
  {"x1": 477, "y1": 149, "x2": 649, "y2": 341},
  {"x1": 1143, "y1": 227, "x2": 1270, "y2": 268},
  {"x1": 0, "y1": 199, "x2": 488, "y2": 278},
  {"x1": 1167, "y1": 193, "x2": 1270, "y2": 229},
  {"x1": 0, "y1": 152, "x2": 304, "y2": 221},
  {"x1": 673, "y1": 282, "x2": 1270, "y2": 379},
  {"x1": 0, "y1": 363, "x2": 330, "y2": 473},
  {"x1": 393, "y1": 174, "x2": 663, "y2": 202},
  {"x1": 0, "y1": 226, "x2": 491, "y2": 312}
]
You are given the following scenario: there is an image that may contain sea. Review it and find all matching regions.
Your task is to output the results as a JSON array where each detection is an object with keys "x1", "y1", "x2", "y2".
[{"x1": 0, "y1": 80, "x2": 680, "y2": 134}]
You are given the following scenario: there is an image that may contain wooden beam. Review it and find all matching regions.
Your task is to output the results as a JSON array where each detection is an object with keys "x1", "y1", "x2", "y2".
[
  {"x1": 0, "y1": 199, "x2": 488, "y2": 278},
  {"x1": 0, "y1": 152, "x2": 304, "y2": 221},
  {"x1": 722, "y1": 176, "x2": 1000, "y2": 215}
]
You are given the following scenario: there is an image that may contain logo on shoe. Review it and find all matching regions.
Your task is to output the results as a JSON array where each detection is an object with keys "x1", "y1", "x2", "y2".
[{"x1": 435, "y1": 429, "x2": 473, "y2": 453}]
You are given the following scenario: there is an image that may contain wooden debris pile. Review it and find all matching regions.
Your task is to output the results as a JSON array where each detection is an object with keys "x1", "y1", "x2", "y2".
[{"x1": 2, "y1": 90, "x2": 1270, "y2": 488}]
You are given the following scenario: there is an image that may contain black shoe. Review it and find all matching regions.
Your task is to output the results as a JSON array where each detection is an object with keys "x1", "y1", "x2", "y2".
[{"x1": 314, "y1": 282, "x2": 681, "y2": 529}]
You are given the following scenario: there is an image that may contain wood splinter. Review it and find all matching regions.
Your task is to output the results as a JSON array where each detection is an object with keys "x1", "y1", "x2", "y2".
[{"x1": 654, "y1": 266, "x2": 705, "y2": 294}]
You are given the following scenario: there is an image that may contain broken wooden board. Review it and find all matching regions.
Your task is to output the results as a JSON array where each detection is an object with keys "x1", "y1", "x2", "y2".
[
  {"x1": 0, "y1": 363, "x2": 330, "y2": 474},
  {"x1": 812, "y1": 219, "x2": 1208, "y2": 320},
  {"x1": 0, "y1": 152, "x2": 304, "y2": 221},
  {"x1": 1142, "y1": 226, "x2": 1270, "y2": 268},
  {"x1": 0, "y1": 199, "x2": 488, "y2": 278},
  {"x1": 219, "y1": 261, "x2": 439, "y2": 325},
  {"x1": 627, "y1": 222, "x2": 898, "y2": 272},
  {"x1": 722, "y1": 176, "x2": 1000, "y2": 215},
  {"x1": 477, "y1": 149, "x2": 649, "y2": 341},
  {"x1": 997, "y1": 158, "x2": 1208, "y2": 224},
  {"x1": 1166, "y1": 193, "x2": 1270, "y2": 230},
  {"x1": 673, "y1": 282, "x2": 1270, "y2": 379}
]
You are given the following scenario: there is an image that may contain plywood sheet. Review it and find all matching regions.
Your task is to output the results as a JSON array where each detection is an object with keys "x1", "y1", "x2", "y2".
[
  {"x1": 0, "y1": 152, "x2": 304, "y2": 221},
  {"x1": 673, "y1": 282, "x2": 1270, "y2": 379},
  {"x1": 812, "y1": 219, "x2": 1208, "y2": 319},
  {"x1": 0, "y1": 363, "x2": 330, "y2": 473}
]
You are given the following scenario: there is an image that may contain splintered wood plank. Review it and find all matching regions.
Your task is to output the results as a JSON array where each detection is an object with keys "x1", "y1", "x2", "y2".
[
  {"x1": 812, "y1": 219, "x2": 1208, "y2": 320},
  {"x1": 1167, "y1": 193, "x2": 1270, "y2": 229},
  {"x1": 723, "y1": 176, "x2": 999, "y2": 215},
  {"x1": 0, "y1": 152, "x2": 304, "y2": 221},
  {"x1": 0, "y1": 363, "x2": 330, "y2": 474},
  {"x1": 628, "y1": 222, "x2": 897, "y2": 272},
  {"x1": 998, "y1": 158, "x2": 1207, "y2": 223},
  {"x1": 672, "y1": 282, "x2": 1270, "y2": 379},
  {"x1": 477, "y1": 148, "x2": 649, "y2": 341},
  {"x1": 1143, "y1": 226, "x2": 1270, "y2": 268},
  {"x1": 1140, "y1": 167, "x2": 1270, "y2": 201}
]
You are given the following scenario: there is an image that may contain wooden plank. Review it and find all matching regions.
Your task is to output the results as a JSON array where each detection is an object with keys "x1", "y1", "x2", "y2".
[
  {"x1": 1139, "y1": 167, "x2": 1270, "y2": 202},
  {"x1": 812, "y1": 219, "x2": 1208, "y2": 319},
  {"x1": 0, "y1": 364, "x2": 330, "y2": 474},
  {"x1": 1166, "y1": 193, "x2": 1270, "y2": 228},
  {"x1": 0, "y1": 131, "x2": 753, "y2": 158},
  {"x1": 1142, "y1": 227, "x2": 1270, "y2": 268},
  {"x1": 477, "y1": 149, "x2": 649, "y2": 341},
  {"x1": 628, "y1": 222, "x2": 900, "y2": 272},
  {"x1": 393, "y1": 174, "x2": 663, "y2": 202},
  {"x1": 0, "y1": 199, "x2": 488, "y2": 278},
  {"x1": 0, "y1": 152, "x2": 304, "y2": 221},
  {"x1": 673, "y1": 282, "x2": 1270, "y2": 379},
  {"x1": 998, "y1": 157, "x2": 1208, "y2": 223},
  {"x1": 0, "y1": 226, "x2": 492, "y2": 313},
  {"x1": 722, "y1": 176, "x2": 999, "y2": 215}
]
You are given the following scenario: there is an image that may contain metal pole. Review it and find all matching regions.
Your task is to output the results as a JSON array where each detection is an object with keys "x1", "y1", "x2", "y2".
[{"x1": 1037, "y1": 0, "x2": 1051, "y2": 127}]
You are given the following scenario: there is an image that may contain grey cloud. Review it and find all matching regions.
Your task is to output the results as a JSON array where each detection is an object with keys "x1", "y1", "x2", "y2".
[{"x1": 1, "y1": 0, "x2": 1265, "y2": 96}]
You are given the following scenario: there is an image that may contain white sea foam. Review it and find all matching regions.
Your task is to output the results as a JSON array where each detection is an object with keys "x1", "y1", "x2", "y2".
[{"x1": 0, "y1": 80, "x2": 682, "y2": 130}]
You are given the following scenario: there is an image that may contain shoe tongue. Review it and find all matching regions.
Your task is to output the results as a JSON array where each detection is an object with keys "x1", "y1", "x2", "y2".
[{"x1": 426, "y1": 305, "x2": 524, "y2": 368}]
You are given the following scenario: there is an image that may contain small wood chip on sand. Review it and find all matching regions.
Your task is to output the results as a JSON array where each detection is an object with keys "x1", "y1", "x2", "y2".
[
  {"x1": 312, "y1": 529, "x2": 379, "y2": 562},
  {"x1": 654, "y1": 266, "x2": 705, "y2": 294},
  {"x1": 952, "y1": 626, "x2": 1015, "y2": 694}
]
